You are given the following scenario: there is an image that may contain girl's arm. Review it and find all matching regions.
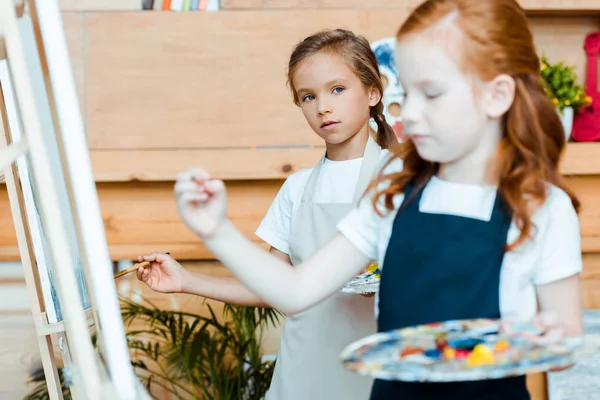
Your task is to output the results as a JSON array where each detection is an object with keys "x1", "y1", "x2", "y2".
[
  {"x1": 204, "y1": 220, "x2": 371, "y2": 314},
  {"x1": 181, "y1": 247, "x2": 291, "y2": 307},
  {"x1": 137, "y1": 248, "x2": 291, "y2": 308},
  {"x1": 526, "y1": 189, "x2": 584, "y2": 371},
  {"x1": 531, "y1": 189, "x2": 584, "y2": 339},
  {"x1": 174, "y1": 167, "x2": 372, "y2": 314},
  {"x1": 534, "y1": 274, "x2": 583, "y2": 372},
  {"x1": 536, "y1": 274, "x2": 584, "y2": 338}
]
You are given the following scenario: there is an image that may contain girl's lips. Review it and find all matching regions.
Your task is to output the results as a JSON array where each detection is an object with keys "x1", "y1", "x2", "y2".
[{"x1": 321, "y1": 121, "x2": 340, "y2": 130}]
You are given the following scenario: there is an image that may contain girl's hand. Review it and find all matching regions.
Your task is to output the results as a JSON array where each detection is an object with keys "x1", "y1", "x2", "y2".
[
  {"x1": 174, "y1": 168, "x2": 228, "y2": 239},
  {"x1": 527, "y1": 311, "x2": 571, "y2": 345},
  {"x1": 501, "y1": 312, "x2": 570, "y2": 345},
  {"x1": 136, "y1": 252, "x2": 187, "y2": 293}
]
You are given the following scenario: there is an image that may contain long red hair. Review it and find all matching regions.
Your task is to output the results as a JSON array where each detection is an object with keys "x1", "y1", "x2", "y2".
[{"x1": 373, "y1": 0, "x2": 580, "y2": 250}]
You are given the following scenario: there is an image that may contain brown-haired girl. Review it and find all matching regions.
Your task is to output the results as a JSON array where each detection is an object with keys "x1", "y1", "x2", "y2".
[{"x1": 137, "y1": 29, "x2": 396, "y2": 399}]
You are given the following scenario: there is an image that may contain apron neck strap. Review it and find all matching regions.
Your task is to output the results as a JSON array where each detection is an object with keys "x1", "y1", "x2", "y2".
[
  {"x1": 300, "y1": 153, "x2": 326, "y2": 203},
  {"x1": 300, "y1": 134, "x2": 383, "y2": 204},
  {"x1": 352, "y1": 135, "x2": 382, "y2": 204}
]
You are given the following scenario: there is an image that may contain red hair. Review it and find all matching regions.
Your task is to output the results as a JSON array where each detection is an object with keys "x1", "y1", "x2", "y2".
[{"x1": 373, "y1": 0, "x2": 580, "y2": 250}]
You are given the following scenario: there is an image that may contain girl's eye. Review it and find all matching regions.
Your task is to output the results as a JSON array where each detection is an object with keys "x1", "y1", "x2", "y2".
[
  {"x1": 425, "y1": 91, "x2": 442, "y2": 100},
  {"x1": 302, "y1": 94, "x2": 315, "y2": 102},
  {"x1": 332, "y1": 86, "x2": 345, "y2": 94}
]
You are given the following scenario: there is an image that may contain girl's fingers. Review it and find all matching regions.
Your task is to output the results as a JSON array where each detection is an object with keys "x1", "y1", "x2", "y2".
[
  {"x1": 174, "y1": 181, "x2": 199, "y2": 192},
  {"x1": 142, "y1": 268, "x2": 152, "y2": 281},
  {"x1": 178, "y1": 192, "x2": 209, "y2": 205},
  {"x1": 189, "y1": 168, "x2": 210, "y2": 183},
  {"x1": 205, "y1": 179, "x2": 224, "y2": 194},
  {"x1": 142, "y1": 253, "x2": 157, "y2": 262},
  {"x1": 528, "y1": 327, "x2": 564, "y2": 345},
  {"x1": 176, "y1": 168, "x2": 210, "y2": 185}
]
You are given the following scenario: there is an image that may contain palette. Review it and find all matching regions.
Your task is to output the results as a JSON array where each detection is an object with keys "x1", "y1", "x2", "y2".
[
  {"x1": 341, "y1": 263, "x2": 381, "y2": 294},
  {"x1": 340, "y1": 318, "x2": 600, "y2": 382}
]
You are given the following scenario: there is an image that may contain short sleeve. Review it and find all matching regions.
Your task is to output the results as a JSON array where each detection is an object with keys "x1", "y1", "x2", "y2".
[
  {"x1": 338, "y1": 153, "x2": 403, "y2": 260},
  {"x1": 337, "y1": 194, "x2": 382, "y2": 260},
  {"x1": 255, "y1": 177, "x2": 295, "y2": 255},
  {"x1": 533, "y1": 188, "x2": 583, "y2": 285}
]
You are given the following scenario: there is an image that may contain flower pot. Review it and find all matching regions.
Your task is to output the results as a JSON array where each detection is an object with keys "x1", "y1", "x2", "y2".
[{"x1": 558, "y1": 106, "x2": 574, "y2": 140}]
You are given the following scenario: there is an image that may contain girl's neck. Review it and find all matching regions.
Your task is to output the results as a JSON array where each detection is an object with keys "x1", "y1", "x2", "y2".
[
  {"x1": 325, "y1": 127, "x2": 371, "y2": 161},
  {"x1": 436, "y1": 125, "x2": 502, "y2": 186},
  {"x1": 437, "y1": 160, "x2": 495, "y2": 185}
]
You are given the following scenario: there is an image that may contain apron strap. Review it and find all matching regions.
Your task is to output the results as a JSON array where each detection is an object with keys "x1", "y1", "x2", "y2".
[
  {"x1": 353, "y1": 135, "x2": 382, "y2": 204},
  {"x1": 300, "y1": 154, "x2": 326, "y2": 204},
  {"x1": 301, "y1": 134, "x2": 382, "y2": 205}
]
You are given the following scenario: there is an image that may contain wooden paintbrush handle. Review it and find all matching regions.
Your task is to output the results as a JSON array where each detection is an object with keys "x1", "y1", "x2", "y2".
[{"x1": 113, "y1": 261, "x2": 150, "y2": 279}]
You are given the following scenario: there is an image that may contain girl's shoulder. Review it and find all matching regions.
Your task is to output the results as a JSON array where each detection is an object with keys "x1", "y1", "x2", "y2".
[
  {"x1": 533, "y1": 183, "x2": 578, "y2": 220},
  {"x1": 276, "y1": 167, "x2": 315, "y2": 205},
  {"x1": 378, "y1": 149, "x2": 403, "y2": 173}
]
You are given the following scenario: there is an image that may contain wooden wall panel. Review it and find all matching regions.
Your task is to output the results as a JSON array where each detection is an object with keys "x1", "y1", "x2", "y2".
[
  {"x1": 61, "y1": 12, "x2": 85, "y2": 114},
  {"x1": 90, "y1": 147, "x2": 324, "y2": 181},
  {"x1": 562, "y1": 143, "x2": 600, "y2": 176},
  {"x1": 531, "y1": 16, "x2": 600, "y2": 84},
  {"x1": 82, "y1": 9, "x2": 410, "y2": 150},
  {"x1": 1, "y1": 173, "x2": 599, "y2": 261},
  {"x1": 0, "y1": 180, "x2": 281, "y2": 261},
  {"x1": 87, "y1": 143, "x2": 600, "y2": 182},
  {"x1": 83, "y1": 12, "x2": 598, "y2": 152},
  {"x1": 581, "y1": 253, "x2": 600, "y2": 309},
  {"x1": 221, "y1": 0, "x2": 600, "y2": 12},
  {"x1": 566, "y1": 175, "x2": 600, "y2": 242}
]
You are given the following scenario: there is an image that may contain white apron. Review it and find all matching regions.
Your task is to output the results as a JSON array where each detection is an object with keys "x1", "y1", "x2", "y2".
[{"x1": 265, "y1": 136, "x2": 381, "y2": 400}]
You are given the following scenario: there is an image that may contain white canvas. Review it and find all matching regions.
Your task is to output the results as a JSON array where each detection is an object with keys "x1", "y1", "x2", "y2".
[{"x1": 0, "y1": 60, "x2": 65, "y2": 323}]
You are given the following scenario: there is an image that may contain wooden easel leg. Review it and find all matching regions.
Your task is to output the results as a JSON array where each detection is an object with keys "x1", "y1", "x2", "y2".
[
  {"x1": 42, "y1": 334, "x2": 64, "y2": 400},
  {"x1": 0, "y1": 0, "x2": 102, "y2": 395},
  {"x1": 0, "y1": 77, "x2": 64, "y2": 400},
  {"x1": 56, "y1": 332, "x2": 78, "y2": 400}
]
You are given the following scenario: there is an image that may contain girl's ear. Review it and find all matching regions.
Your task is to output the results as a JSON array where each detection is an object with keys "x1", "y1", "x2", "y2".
[
  {"x1": 368, "y1": 87, "x2": 382, "y2": 107},
  {"x1": 483, "y1": 74, "x2": 516, "y2": 119}
]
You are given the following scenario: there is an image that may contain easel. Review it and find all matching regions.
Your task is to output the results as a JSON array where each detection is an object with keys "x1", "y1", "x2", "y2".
[{"x1": 0, "y1": 1, "x2": 149, "y2": 399}]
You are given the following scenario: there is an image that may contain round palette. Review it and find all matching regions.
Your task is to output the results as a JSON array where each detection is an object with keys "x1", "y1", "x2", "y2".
[
  {"x1": 340, "y1": 318, "x2": 600, "y2": 382},
  {"x1": 341, "y1": 263, "x2": 381, "y2": 294}
]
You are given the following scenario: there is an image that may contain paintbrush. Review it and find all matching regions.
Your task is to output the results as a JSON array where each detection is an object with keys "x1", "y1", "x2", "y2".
[
  {"x1": 113, "y1": 261, "x2": 151, "y2": 279},
  {"x1": 113, "y1": 252, "x2": 170, "y2": 279}
]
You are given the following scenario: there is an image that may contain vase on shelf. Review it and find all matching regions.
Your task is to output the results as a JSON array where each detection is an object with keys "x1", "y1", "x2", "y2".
[{"x1": 558, "y1": 106, "x2": 574, "y2": 141}]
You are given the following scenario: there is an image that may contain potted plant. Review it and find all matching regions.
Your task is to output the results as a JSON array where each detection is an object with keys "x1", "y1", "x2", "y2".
[
  {"x1": 540, "y1": 55, "x2": 592, "y2": 140},
  {"x1": 25, "y1": 298, "x2": 282, "y2": 400}
]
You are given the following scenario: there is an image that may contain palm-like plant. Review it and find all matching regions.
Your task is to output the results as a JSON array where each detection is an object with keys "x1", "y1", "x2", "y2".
[{"x1": 25, "y1": 298, "x2": 282, "y2": 400}]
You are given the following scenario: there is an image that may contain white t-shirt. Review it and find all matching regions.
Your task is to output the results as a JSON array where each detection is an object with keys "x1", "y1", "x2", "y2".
[
  {"x1": 256, "y1": 150, "x2": 390, "y2": 255},
  {"x1": 337, "y1": 154, "x2": 583, "y2": 321}
]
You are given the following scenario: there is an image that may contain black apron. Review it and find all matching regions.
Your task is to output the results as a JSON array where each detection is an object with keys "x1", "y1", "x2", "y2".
[{"x1": 371, "y1": 181, "x2": 530, "y2": 400}]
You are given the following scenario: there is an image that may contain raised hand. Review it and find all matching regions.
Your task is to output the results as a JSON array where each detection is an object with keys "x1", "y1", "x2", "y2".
[{"x1": 174, "y1": 167, "x2": 228, "y2": 239}]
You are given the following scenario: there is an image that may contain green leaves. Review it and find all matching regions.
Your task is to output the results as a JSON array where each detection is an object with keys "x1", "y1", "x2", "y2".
[
  {"x1": 25, "y1": 298, "x2": 283, "y2": 400},
  {"x1": 540, "y1": 55, "x2": 591, "y2": 113}
]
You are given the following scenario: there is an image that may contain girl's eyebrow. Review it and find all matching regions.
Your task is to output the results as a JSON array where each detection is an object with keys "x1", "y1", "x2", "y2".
[{"x1": 296, "y1": 78, "x2": 351, "y2": 95}]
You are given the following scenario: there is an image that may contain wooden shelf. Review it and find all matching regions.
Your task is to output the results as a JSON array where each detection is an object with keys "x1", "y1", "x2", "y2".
[
  {"x1": 89, "y1": 147, "x2": 324, "y2": 182},
  {"x1": 85, "y1": 142, "x2": 599, "y2": 183},
  {"x1": 78, "y1": 12, "x2": 598, "y2": 153},
  {"x1": 0, "y1": 177, "x2": 599, "y2": 262},
  {"x1": 59, "y1": 0, "x2": 140, "y2": 11},
  {"x1": 561, "y1": 142, "x2": 600, "y2": 175},
  {"x1": 221, "y1": 0, "x2": 600, "y2": 13}
]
